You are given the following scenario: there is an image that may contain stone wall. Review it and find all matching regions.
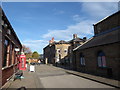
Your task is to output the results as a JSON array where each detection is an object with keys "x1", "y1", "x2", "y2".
[
  {"x1": 75, "y1": 42, "x2": 120, "y2": 80},
  {"x1": 94, "y1": 11, "x2": 120, "y2": 35}
]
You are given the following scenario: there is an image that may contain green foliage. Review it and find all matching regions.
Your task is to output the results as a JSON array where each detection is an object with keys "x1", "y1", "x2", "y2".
[
  {"x1": 32, "y1": 51, "x2": 40, "y2": 59},
  {"x1": 26, "y1": 53, "x2": 32, "y2": 59}
]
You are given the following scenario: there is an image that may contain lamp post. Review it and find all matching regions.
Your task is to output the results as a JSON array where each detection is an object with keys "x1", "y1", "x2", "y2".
[{"x1": 14, "y1": 48, "x2": 20, "y2": 70}]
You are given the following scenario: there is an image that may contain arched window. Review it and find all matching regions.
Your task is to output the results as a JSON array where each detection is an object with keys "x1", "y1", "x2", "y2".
[
  {"x1": 97, "y1": 51, "x2": 106, "y2": 67},
  {"x1": 80, "y1": 53, "x2": 85, "y2": 66}
]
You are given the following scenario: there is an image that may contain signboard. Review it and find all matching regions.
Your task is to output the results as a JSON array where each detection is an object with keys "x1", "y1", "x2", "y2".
[{"x1": 30, "y1": 65, "x2": 35, "y2": 72}]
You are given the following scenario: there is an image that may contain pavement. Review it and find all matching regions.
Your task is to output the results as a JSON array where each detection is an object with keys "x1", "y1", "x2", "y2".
[
  {"x1": 1, "y1": 64, "x2": 120, "y2": 89},
  {"x1": 64, "y1": 69, "x2": 120, "y2": 88},
  {"x1": 2, "y1": 65, "x2": 43, "y2": 89}
]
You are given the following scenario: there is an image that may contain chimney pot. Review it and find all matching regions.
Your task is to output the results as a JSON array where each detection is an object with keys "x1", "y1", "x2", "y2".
[
  {"x1": 83, "y1": 37, "x2": 87, "y2": 41},
  {"x1": 73, "y1": 34, "x2": 77, "y2": 39}
]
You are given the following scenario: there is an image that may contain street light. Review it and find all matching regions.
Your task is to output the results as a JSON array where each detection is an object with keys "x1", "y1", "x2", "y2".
[{"x1": 15, "y1": 48, "x2": 20, "y2": 52}]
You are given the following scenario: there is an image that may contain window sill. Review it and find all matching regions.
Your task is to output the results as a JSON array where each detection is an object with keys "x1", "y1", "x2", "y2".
[
  {"x1": 80, "y1": 65, "x2": 86, "y2": 67},
  {"x1": 97, "y1": 66, "x2": 107, "y2": 69},
  {"x1": 2, "y1": 63, "x2": 18, "y2": 70},
  {"x1": 2, "y1": 65, "x2": 13, "y2": 70}
]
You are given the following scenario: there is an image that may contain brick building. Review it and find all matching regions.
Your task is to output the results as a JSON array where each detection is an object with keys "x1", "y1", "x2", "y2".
[
  {"x1": 73, "y1": 11, "x2": 120, "y2": 80},
  {"x1": 0, "y1": 8, "x2": 22, "y2": 87},
  {"x1": 0, "y1": 7, "x2": 2, "y2": 88}
]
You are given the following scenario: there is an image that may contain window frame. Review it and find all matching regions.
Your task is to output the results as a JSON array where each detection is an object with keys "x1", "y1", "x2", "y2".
[
  {"x1": 80, "y1": 53, "x2": 85, "y2": 66},
  {"x1": 97, "y1": 51, "x2": 106, "y2": 68},
  {"x1": 3, "y1": 38, "x2": 10, "y2": 68}
]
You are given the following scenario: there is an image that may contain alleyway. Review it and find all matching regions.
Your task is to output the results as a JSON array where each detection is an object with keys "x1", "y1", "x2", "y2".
[{"x1": 3, "y1": 64, "x2": 113, "y2": 89}]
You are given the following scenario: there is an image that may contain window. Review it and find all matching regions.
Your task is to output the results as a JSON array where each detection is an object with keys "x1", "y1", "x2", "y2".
[
  {"x1": 12, "y1": 44, "x2": 15, "y2": 64},
  {"x1": 69, "y1": 49, "x2": 72, "y2": 53},
  {"x1": 3, "y1": 38, "x2": 9, "y2": 67},
  {"x1": 10, "y1": 43, "x2": 14, "y2": 65},
  {"x1": 80, "y1": 53, "x2": 85, "y2": 66},
  {"x1": 9, "y1": 43, "x2": 13, "y2": 65},
  {"x1": 64, "y1": 49, "x2": 67, "y2": 53},
  {"x1": 70, "y1": 58, "x2": 72, "y2": 64},
  {"x1": 97, "y1": 51, "x2": 106, "y2": 67},
  {"x1": 57, "y1": 49, "x2": 60, "y2": 53}
]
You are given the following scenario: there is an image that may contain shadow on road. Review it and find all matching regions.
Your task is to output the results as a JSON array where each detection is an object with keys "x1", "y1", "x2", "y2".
[{"x1": 17, "y1": 87, "x2": 27, "y2": 90}]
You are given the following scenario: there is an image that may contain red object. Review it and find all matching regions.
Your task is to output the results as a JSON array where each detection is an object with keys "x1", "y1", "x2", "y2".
[{"x1": 19, "y1": 55, "x2": 26, "y2": 70}]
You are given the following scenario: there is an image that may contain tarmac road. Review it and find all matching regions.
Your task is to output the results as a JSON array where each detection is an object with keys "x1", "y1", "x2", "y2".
[
  {"x1": 2, "y1": 64, "x2": 114, "y2": 89},
  {"x1": 35, "y1": 64, "x2": 113, "y2": 88}
]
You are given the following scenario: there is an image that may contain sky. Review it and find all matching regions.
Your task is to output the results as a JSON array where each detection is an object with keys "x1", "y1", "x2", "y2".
[{"x1": 2, "y1": 2, "x2": 118, "y2": 54}]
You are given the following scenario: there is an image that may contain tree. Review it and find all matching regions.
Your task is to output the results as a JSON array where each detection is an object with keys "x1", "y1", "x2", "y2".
[
  {"x1": 22, "y1": 45, "x2": 32, "y2": 59},
  {"x1": 32, "y1": 51, "x2": 39, "y2": 59},
  {"x1": 22, "y1": 45, "x2": 32, "y2": 54}
]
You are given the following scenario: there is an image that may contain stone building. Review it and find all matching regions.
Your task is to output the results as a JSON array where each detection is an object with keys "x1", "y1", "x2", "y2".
[
  {"x1": 0, "y1": 8, "x2": 22, "y2": 87},
  {"x1": 43, "y1": 38, "x2": 71, "y2": 65},
  {"x1": 43, "y1": 35, "x2": 86, "y2": 68},
  {"x1": 73, "y1": 11, "x2": 120, "y2": 80},
  {"x1": 68, "y1": 34, "x2": 86, "y2": 69}
]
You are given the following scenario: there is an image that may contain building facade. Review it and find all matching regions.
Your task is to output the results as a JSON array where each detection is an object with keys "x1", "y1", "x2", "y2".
[
  {"x1": 68, "y1": 34, "x2": 86, "y2": 69},
  {"x1": 0, "y1": 9, "x2": 22, "y2": 87},
  {"x1": 43, "y1": 35, "x2": 85, "y2": 68},
  {"x1": 0, "y1": 7, "x2": 2, "y2": 88},
  {"x1": 74, "y1": 11, "x2": 120, "y2": 80},
  {"x1": 43, "y1": 38, "x2": 71, "y2": 65}
]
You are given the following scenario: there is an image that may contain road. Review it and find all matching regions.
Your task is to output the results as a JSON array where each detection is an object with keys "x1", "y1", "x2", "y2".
[
  {"x1": 34, "y1": 64, "x2": 113, "y2": 88},
  {"x1": 3, "y1": 64, "x2": 113, "y2": 89}
]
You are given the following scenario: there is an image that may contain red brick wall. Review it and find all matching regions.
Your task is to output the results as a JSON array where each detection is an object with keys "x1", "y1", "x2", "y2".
[
  {"x1": 2, "y1": 65, "x2": 18, "y2": 86},
  {"x1": 2, "y1": 67, "x2": 13, "y2": 85},
  {"x1": 0, "y1": 8, "x2": 2, "y2": 88},
  {"x1": 1, "y1": 9, "x2": 22, "y2": 87}
]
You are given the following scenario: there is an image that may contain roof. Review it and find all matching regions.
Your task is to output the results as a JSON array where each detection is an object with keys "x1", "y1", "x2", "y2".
[
  {"x1": 2, "y1": 8, "x2": 22, "y2": 47},
  {"x1": 54, "y1": 41, "x2": 70, "y2": 44},
  {"x1": 74, "y1": 28, "x2": 119, "y2": 51},
  {"x1": 94, "y1": 11, "x2": 120, "y2": 26},
  {"x1": 73, "y1": 37, "x2": 93, "y2": 51},
  {"x1": 69, "y1": 37, "x2": 84, "y2": 43},
  {"x1": 44, "y1": 40, "x2": 70, "y2": 49}
]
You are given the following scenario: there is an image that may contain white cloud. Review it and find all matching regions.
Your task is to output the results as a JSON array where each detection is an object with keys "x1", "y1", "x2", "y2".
[
  {"x1": 42, "y1": 2, "x2": 118, "y2": 41},
  {"x1": 22, "y1": 39, "x2": 48, "y2": 54},
  {"x1": 73, "y1": 15, "x2": 83, "y2": 22},
  {"x1": 22, "y1": 2, "x2": 118, "y2": 54},
  {"x1": 81, "y1": 2, "x2": 118, "y2": 18},
  {"x1": 73, "y1": 14, "x2": 87, "y2": 22},
  {"x1": 42, "y1": 19, "x2": 95, "y2": 40}
]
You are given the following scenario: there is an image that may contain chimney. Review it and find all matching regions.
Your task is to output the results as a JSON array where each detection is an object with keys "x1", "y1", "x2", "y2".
[
  {"x1": 83, "y1": 37, "x2": 87, "y2": 41},
  {"x1": 73, "y1": 34, "x2": 77, "y2": 39},
  {"x1": 52, "y1": 37, "x2": 54, "y2": 42}
]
